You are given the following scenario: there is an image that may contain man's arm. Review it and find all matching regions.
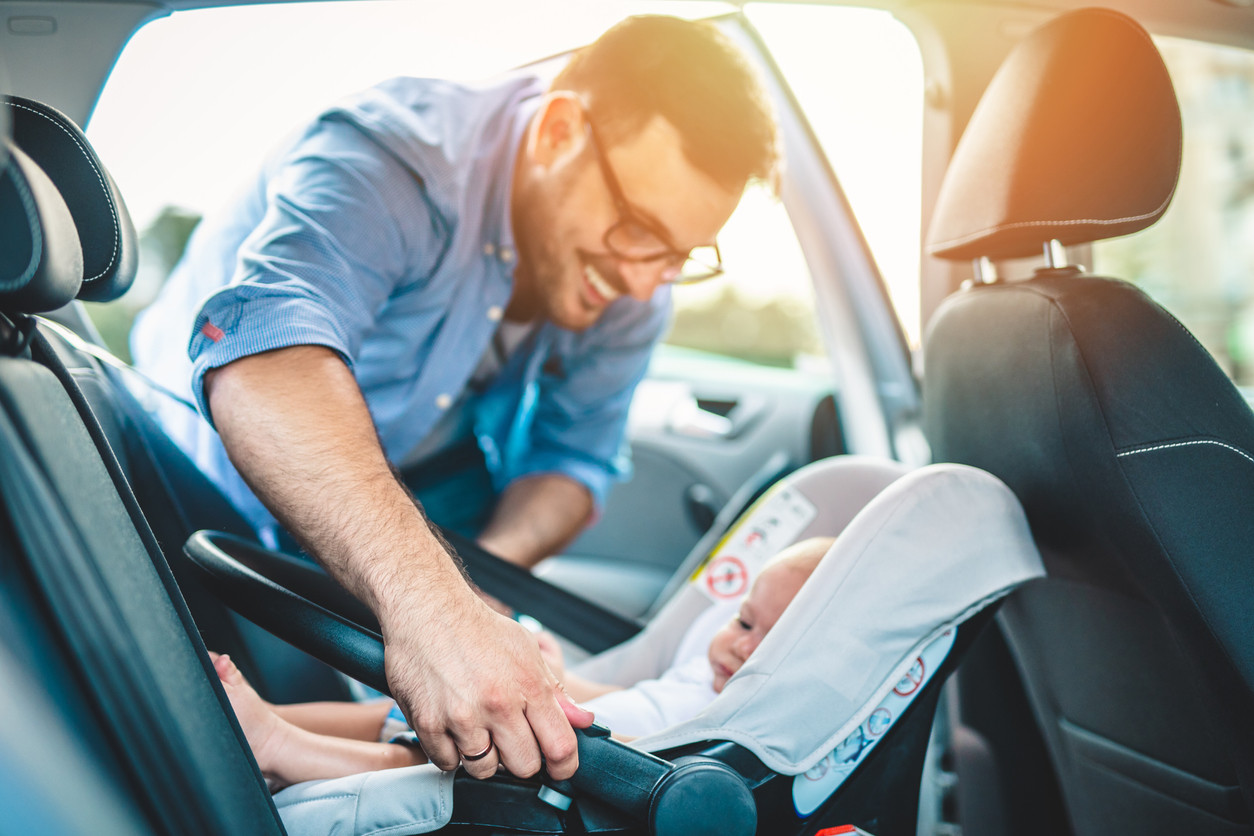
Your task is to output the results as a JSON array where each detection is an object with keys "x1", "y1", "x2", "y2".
[
  {"x1": 477, "y1": 474, "x2": 594, "y2": 568},
  {"x1": 204, "y1": 344, "x2": 592, "y2": 780}
]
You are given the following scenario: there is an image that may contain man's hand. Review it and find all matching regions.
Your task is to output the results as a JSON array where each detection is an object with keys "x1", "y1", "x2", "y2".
[
  {"x1": 382, "y1": 585, "x2": 594, "y2": 780},
  {"x1": 205, "y1": 345, "x2": 592, "y2": 780}
]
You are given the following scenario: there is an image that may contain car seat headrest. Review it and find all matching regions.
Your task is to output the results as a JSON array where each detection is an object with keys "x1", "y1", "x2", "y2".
[
  {"x1": 926, "y1": 8, "x2": 1182, "y2": 262},
  {"x1": 3, "y1": 96, "x2": 138, "y2": 302},
  {"x1": 1, "y1": 137, "x2": 84, "y2": 314}
]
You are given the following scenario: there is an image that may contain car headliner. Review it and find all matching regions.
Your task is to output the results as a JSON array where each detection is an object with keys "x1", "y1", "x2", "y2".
[
  {"x1": 50, "y1": 0, "x2": 1254, "y2": 42},
  {"x1": 2, "y1": 0, "x2": 1250, "y2": 123}
]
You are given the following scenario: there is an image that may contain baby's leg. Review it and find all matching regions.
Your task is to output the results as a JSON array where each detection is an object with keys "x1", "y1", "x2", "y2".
[
  {"x1": 213, "y1": 653, "x2": 426, "y2": 789},
  {"x1": 212, "y1": 652, "x2": 287, "y2": 770},
  {"x1": 272, "y1": 698, "x2": 394, "y2": 741}
]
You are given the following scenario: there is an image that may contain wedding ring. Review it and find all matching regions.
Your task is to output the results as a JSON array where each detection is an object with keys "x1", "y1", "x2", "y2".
[{"x1": 460, "y1": 739, "x2": 494, "y2": 761}]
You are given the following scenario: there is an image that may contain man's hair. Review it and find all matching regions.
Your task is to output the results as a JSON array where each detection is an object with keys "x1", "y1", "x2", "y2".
[{"x1": 552, "y1": 15, "x2": 779, "y2": 193}]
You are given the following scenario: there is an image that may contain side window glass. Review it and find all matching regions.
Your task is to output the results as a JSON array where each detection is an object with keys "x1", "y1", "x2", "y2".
[
  {"x1": 668, "y1": 5, "x2": 924, "y2": 371},
  {"x1": 1093, "y1": 38, "x2": 1254, "y2": 390},
  {"x1": 82, "y1": 0, "x2": 731, "y2": 359},
  {"x1": 744, "y1": 4, "x2": 924, "y2": 349},
  {"x1": 667, "y1": 188, "x2": 825, "y2": 370}
]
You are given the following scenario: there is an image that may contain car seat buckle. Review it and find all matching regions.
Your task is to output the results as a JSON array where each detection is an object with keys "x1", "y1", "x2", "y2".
[{"x1": 537, "y1": 784, "x2": 574, "y2": 811}]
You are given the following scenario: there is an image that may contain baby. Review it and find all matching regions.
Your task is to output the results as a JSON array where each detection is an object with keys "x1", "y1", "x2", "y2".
[
  {"x1": 540, "y1": 536, "x2": 831, "y2": 738},
  {"x1": 215, "y1": 536, "x2": 832, "y2": 789}
]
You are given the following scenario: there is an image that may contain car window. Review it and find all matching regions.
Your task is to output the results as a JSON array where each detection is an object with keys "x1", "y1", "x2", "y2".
[
  {"x1": 84, "y1": 0, "x2": 735, "y2": 360},
  {"x1": 665, "y1": 188, "x2": 823, "y2": 369},
  {"x1": 745, "y1": 4, "x2": 924, "y2": 349},
  {"x1": 1093, "y1": 37, "x2": 1254, "y2": 391},
  {"x1": 665, "y1": 5, "x2": 924, "y2": 372},
  {"x1": 84, "y1": 0, "x2": 922, "y2": 372}
]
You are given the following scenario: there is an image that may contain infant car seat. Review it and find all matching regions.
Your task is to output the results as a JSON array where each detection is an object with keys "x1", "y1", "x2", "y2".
[{"x1": 187, "y1": 455, "x2": 1045, "y2": 836}]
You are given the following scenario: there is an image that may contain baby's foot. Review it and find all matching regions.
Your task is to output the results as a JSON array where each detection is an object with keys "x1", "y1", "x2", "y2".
[{"x1": 212, "y1": 653, "x2": 292, "y2": 782}]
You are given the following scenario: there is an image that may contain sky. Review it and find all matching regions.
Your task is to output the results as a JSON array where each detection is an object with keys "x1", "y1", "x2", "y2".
[{"x1": 86, "y1": 0, "x2": 923, "y2": 343}]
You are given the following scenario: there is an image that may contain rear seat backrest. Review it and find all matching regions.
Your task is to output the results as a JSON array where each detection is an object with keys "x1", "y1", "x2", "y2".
[
  {"x1": 0, "y1": 102, "x2": 284, "y2": 835},
  {"x1": 4, "y1": 93, "x2": 353, "y2": 704}
]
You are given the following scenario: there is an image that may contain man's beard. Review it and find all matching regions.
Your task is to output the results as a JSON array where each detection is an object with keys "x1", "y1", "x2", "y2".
[
  {"x1": 508, "y1": 175, "x2": 564, "y2": 323},
  {"x1": 508, "y1": 164, "x2": 631, "y2": 327}
]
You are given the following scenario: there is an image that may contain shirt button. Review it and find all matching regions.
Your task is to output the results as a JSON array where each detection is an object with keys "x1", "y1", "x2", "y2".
[
  {"x1": 499, "y1": 247, "x2": 515, "y2": 264},
  {"x1": 487, "y1": 305, "x2": 503, "y2": 322},
  {"x1": 483, "y1": 243, "x2": 496, "y2": 257},
  {"x1": 435, "y1": 393, "x2": 452, "y2": 410}
]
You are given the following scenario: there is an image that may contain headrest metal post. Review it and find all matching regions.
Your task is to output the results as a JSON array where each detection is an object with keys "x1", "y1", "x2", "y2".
[
  {"x1": 972, "y1": 257, "x2": 998, "y2": 284},
  {"x1": 0, "y1": 312, "x2": 35, "y2": 357},
  {"x1": 1043, "y1": 239, "x2": 1069, "y2": 270}
]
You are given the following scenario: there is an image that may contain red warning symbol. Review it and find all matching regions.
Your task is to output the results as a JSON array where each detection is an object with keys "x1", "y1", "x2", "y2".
[
  {"x1": 893, "y1": 657, "x2": 925, "y2": 697},
  {"x1": 705, "y1": 555, "x2": 749, "y2": 600},
  {"x1": 803, "y1": 755, "x2": 830, "y2": 782},
  {"x1": 866, "y1": 708, "x2": 892, "y2": 737}
]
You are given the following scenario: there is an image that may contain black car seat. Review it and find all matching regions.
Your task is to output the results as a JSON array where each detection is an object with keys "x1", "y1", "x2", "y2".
[
  {"x1": 2, "y1": 93, "x2": 354, "y2": 705},
  {"x1": 0, "y1": 94, "x2": 285, "y2": 834},
  {"x1": 922, "y1": 8, "x2": 1254, "y2": 835}
]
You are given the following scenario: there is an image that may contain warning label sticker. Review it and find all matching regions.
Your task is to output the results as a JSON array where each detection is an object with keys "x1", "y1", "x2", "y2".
[
  {"x1": 694, "y1": 485, "x2": 818, "y2": 604},
  {"x1": 705, "y1": 555, "x2": 750, "y2": 600}
]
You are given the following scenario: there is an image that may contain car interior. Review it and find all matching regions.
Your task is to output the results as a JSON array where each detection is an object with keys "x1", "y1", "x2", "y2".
[
  {"x1": 0, "y1": 95, "x2": 1044, "y2": 834},
  {"x1": 1, "y1": 0, "x2": 1253, "y2": 835}
]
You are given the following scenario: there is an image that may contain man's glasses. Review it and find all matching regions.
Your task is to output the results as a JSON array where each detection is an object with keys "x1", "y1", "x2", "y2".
[{"x1": 584, "y1": 119, "x2": 724, "y2": 285}]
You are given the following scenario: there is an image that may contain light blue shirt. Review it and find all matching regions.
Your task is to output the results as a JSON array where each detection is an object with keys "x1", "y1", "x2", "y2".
[{"x1": 130, "y1": 74, "x2": 670, "y2": 540}]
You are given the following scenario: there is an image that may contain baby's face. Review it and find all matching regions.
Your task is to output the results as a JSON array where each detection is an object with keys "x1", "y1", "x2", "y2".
[{"x1": 707, "y1": 562, "x2": 807, "y2": 693}]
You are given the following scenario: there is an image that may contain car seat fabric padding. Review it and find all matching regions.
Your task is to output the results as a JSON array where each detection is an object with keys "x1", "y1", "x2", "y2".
[
  {"x1": 33, "y1": 322, "x2": 356, "y2": 705},
  {"x1": 924, "y1": 271, "x2": 1254, "y2": 827},
  {"x1": 633, "y1": 463, "x2": 1044, "y2": 775},
  {"x1": 275, "y1": 764, "x2": 455, "y2": 836},
  {"x1": 573, "y1": 455, "x2": 912, "y2": 690}
]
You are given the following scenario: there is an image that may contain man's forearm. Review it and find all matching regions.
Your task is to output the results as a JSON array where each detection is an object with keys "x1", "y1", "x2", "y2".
[
  {"x1": 203, "y1": 345, "x2": 592, "y2": 780},
  {"x1": 476, "y1": 473, "x2": 595, "y2": 568},
  {"x1": 204, "y1": 345, "x2": 466, "y2": 613}
]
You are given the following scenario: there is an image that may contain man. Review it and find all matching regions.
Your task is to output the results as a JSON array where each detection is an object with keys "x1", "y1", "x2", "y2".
[{"x1": 131, "y1": 15, "x2": 778, "y2": 782}]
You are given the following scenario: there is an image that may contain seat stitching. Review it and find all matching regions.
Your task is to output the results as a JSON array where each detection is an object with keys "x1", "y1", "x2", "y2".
[
  {"x1": 1116, "y1": 439, "x2": 1254, "y2": 467},
  {"x1": 930, "y1": 204, "x2": 1174, "y2": 253},
  {"x1": 1, "y1": 162, "x2": 44, "y2": 289},
  {"x1": 7, "y1": 101, "x2": 119, "y2": 284}
]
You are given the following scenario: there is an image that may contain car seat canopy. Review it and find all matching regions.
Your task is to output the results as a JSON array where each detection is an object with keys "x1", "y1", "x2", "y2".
[{"x1": 632, "y1": 462, "x2": 1045, "y2": 775}]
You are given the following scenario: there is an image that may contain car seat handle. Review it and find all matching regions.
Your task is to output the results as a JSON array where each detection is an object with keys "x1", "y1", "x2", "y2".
[
  {"x1": 543, "y1": 723, "x2": 756, "y2": 835},
  {"x1": 183, "y1": 530, "x2": 756, "y2": 836}
]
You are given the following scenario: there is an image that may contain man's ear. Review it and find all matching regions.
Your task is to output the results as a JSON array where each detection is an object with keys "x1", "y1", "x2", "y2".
[{"x1": 526, "y1": 91, "x2": 587, "y2": 169}]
